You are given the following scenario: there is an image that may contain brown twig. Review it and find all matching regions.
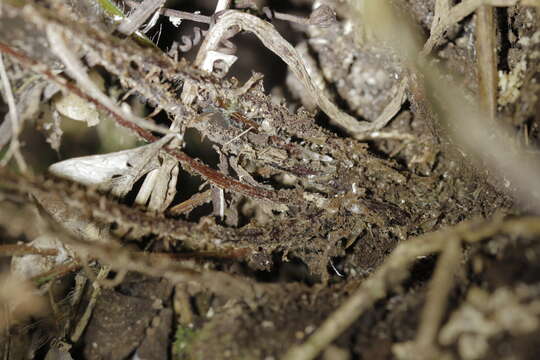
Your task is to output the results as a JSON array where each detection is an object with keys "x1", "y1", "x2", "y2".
[
  {"x1": 0, "y1": 41, "x2": 283, "y2": 203},
  {"x1": 413, "y1": 236, "x2": 462, "y2": 352},
  {"x1": 39, "y1": 217, "x2": 262, "y2": 301},
  {"x1": 475, "y1": 5, "x2": 498, "y2": 122},
  {"x1": 0, "y1": 42, "x2": 162, "y2": 139},
  {"x1": 0, "y1": 244, "x2": 58, "y2": 257},
  {"x1": 46, "y1": 25, "x2": 170, "y2": 135},
  {"x1": 30, "y1": 261, "x2": 82, "y2": 286}
]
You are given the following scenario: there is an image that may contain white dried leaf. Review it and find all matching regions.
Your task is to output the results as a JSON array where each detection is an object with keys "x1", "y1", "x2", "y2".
[
  {"x1": 49, "y1": 147, "x2": 149, "y2": 186},
  {"x1": 147, "y1": 156, "x2": 179, "y2": 212},
  {"x1": 141, "y1": 9, "x2": 161, "y2": 33},
  {"x1": 54, "y1": 91, "x2": 100, "y2": 126},
  {"x1": 201, "y1": 50, "x2": 238, "y2": 73},
  {"x1": 169, "y1": 16, "x2": 182, "y2": 27},
  {"x1": 135, "y1": 139, "x2": 181, "y2": 211},
  {"x1": 44, "y1": 110, "x2": 64, "y2": 152},
  {"x1": 48, "y1": 135, "x2": 177, "y2": 197},
  {"x1": 135, "y1": 168, "x2": 160, "y2": 206}
]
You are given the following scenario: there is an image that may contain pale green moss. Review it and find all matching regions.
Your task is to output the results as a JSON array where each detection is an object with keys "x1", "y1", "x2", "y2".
[{"x1": 173, "y1": 325, "x2": 198, "y2": 360}]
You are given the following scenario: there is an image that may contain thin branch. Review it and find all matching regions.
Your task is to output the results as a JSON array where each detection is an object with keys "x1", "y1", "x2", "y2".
[
  {"x1": 30, "y1": 261, "x2": 81, "y2": 286},
  {"x1": 169, "y1": 189, "x2": 212, "y2": 215},
  {"x1": 161, "y1": 8, "x2": 211, "y2": 24},
  {"x1": 215, "y1": 0, "x2": 232, "y2": 13},
  {"x1": 0, "y1": 41, "x2": 160, "y2": 139},
  {"x1": 0, "y1": 53, "x2": 27, "y2": 172},
  {"x1": 414, "y1": 236, "x2": 462, "y2": 351},
  {"x1": 192, "y1": 10, "x2": 386, "y2": 137},
  {"x1": 70, "y1": 266, "x2": 110, "y2": 342},
  {"x1": 124, "y1": 1, "x2": 212, "y2": 24},
  {"x1": 223, "y1": 126, "x2": 254, "y2": 147},
  {"x1": 0, "y1": 244, "x2": 58, "y2": 257},
  {"x1": 475, "y1": 5, "x2": 498, "y2": 122},
  {"x1": 35, "y1": 212, "x2": 263, "y2": 301},
  {"x1": 117, "y1": 0, "x2": 166, "y2": 35}
]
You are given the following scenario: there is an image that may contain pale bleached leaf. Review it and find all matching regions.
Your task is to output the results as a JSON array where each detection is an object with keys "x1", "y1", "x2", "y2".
[{"x1": 48, "y1": 135, "x2": 178, "y2": 197}]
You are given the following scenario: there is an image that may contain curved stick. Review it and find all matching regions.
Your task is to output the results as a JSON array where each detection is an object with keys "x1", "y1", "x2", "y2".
[{"x1": 195, "y1": 10, "x2": 383, "y2": 136}]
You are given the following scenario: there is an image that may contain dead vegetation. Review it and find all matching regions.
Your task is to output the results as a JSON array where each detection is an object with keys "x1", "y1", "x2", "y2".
[{"x1": 1, "y1": 0, "x2": 540, "y2": 359}]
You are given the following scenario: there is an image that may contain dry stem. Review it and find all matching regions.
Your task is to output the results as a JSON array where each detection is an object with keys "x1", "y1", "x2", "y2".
[
  {"x1": 0, "y1": 244, "x2": 58, "y2": 257},
  {"x1": 475, "y1": 5, "x2": 498, "y2": 122},
  {"x1": 0, "y1": 53, "x2": 27, "y2": 172},
  {"x1": 414, "y1": 236, "x2": 462, "y2": 351},
  {"x1": 422, "y1": 0, "x2": 518, "y2": 56},
  {"x1": 191, "y1": 10, "x2": 393, "y2": 137}
]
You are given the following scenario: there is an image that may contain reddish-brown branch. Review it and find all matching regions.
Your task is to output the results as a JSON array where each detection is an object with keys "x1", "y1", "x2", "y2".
[{"x1": 0, "y1": 41, "x2": 283, "y2": 203}]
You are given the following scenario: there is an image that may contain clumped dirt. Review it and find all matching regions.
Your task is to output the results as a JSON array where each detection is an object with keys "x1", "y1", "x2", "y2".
[{"x1": 1, "y1": 0, "x2": 540, "y2": 359}]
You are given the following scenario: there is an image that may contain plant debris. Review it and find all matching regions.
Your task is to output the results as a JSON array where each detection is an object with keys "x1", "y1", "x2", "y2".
[{"x1": 1, "y1": 0, "x2": 540, "y2": 359}]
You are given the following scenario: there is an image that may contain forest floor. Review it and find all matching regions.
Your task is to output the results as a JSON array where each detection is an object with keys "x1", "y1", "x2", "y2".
[{"x1": 1, "y1": 0, "x2": 540, "y2": 359}]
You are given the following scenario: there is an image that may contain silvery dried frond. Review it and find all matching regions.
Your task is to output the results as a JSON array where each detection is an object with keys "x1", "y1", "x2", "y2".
[{"x1": 49, "y1": 135, "x2": 177, "y2": 197}]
